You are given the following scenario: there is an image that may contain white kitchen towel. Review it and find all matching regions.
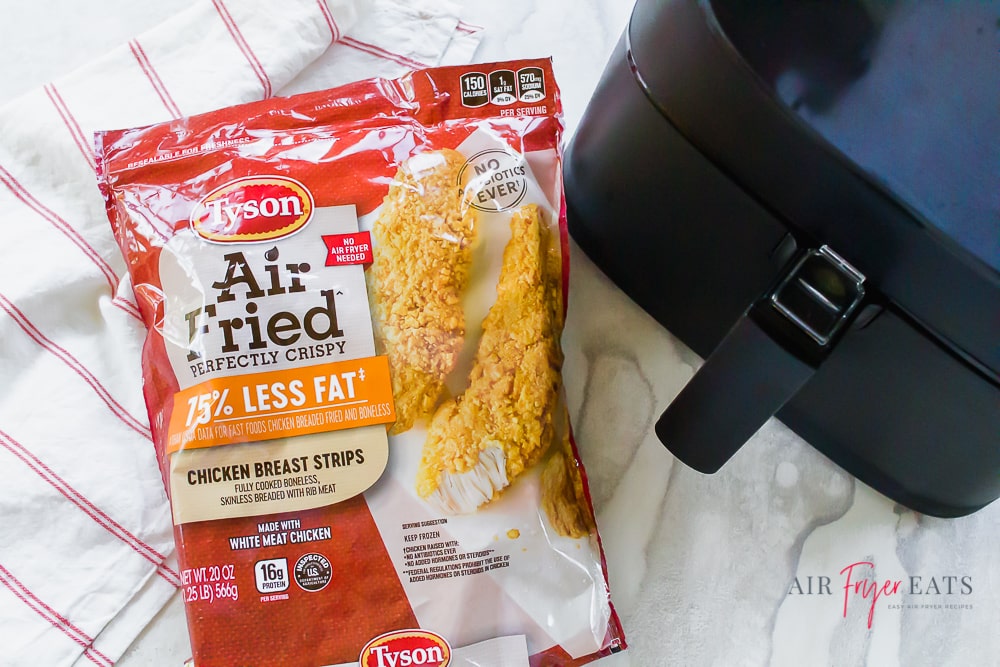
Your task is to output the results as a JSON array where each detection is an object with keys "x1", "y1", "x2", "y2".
[{"x1": 0, "y1": 1, "x2": 481, "y2": 665}]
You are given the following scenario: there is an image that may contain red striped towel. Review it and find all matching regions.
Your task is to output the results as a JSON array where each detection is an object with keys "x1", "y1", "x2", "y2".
[{"x1": 0, "y1": 2, "x2": 481, "y2": 665}]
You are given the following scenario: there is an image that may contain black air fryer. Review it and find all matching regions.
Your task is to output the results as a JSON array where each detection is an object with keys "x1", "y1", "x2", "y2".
[{"x1": 565, "y1": 0, "x2": 1000, "y2": 517}]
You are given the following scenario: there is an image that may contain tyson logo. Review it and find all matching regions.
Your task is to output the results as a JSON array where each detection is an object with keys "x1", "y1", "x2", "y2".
[
  {"x1": 190, "y1": 176, "x2": 313, "y2": 243},
  {"x1": 359, "y1": 629, "x2": 452, "y2": 667}
]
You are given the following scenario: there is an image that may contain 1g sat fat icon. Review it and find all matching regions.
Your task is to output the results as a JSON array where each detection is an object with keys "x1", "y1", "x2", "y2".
[{"x1": 489, "y1": 70, "x2": 516, "y2": 105}]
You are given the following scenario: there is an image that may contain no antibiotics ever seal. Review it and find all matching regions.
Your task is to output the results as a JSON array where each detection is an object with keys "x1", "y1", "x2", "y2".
[{"x1": 459, "y1": 149, "x2": 529, "y2": 212}]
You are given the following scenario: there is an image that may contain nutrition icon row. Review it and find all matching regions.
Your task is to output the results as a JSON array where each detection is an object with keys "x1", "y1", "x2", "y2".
[{"x1": 460, "y1": 67, "x2": 546, "y2": 107}]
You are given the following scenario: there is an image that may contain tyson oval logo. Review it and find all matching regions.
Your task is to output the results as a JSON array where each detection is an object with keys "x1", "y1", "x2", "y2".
[
  {"x1": 190, "y1": 176, "x2": 313, "y2": 243},
  {"x1": 359, "y1": 629, "x2": 452, "y2": 667}
]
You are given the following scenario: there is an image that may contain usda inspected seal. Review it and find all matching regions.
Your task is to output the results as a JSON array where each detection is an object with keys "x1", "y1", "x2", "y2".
[{"x1": 293, "y1": 553, "x2": 332, "y2": 592}]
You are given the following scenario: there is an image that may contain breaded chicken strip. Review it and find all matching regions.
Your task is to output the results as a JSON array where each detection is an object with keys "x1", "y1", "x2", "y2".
[
  {"x1": 368, "y1": 149, "x2": 478, "y2": 434},
  {"x1": 540, "y1": 418, "x2": 596, "y2": 539},
  {"x1": 417, "y1": 204, "x2": 564, "y2": 513}
]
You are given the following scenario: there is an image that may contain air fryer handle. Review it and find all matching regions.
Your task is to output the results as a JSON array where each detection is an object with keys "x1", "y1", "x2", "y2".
[
  {"x1": 655, "y1": 314, "x2": 815, "y2": 473},
  {"x1": 656, "y1": 246, "x2": 866, "y2": 473}
]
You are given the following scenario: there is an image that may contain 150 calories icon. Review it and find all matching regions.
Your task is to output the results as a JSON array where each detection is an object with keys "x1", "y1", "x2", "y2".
[{"x1": 460, "y1": 72, "x2": 489, "y2": 108}]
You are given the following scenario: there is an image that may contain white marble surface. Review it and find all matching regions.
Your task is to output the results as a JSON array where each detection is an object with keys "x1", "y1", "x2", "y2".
[{"x1": 3, "y1": 1, "x2": 998, "y2": 666}]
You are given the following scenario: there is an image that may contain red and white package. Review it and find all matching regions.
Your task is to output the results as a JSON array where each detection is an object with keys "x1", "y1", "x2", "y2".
[{"x1": 96, "y1": 58, "x2": 625, "y2": 666}]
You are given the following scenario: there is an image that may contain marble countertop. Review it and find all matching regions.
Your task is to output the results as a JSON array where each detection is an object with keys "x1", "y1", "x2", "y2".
[{"x1": 3, "y1": 1, "x2": 997, "y2": 665}]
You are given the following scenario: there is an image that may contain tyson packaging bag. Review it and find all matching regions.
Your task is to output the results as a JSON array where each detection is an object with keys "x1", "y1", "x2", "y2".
[{"x1": 96, "y1": 58, "x2": 625, "y2": 666}]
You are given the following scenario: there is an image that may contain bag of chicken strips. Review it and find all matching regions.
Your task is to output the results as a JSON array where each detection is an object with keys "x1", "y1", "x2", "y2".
[{"x1": 96, "y1": 58, "x2": 625, "y2": 666}]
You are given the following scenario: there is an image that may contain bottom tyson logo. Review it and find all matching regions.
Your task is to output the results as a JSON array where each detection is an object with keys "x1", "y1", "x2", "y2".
[{"x1": 359, "y1": 629, "x2": 452, "y2": 667}]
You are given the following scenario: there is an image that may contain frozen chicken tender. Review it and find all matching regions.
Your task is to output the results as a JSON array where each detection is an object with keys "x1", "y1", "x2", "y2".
[
  {"x1": 416, "y1": 204, "x2": 564, "y2": 513},
  {"x1": 541, "y1": 426, "x2": 597, "y2": 539},
  {"x1": 368, "y1": 149, "x2": 478, "y2": 434}
]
